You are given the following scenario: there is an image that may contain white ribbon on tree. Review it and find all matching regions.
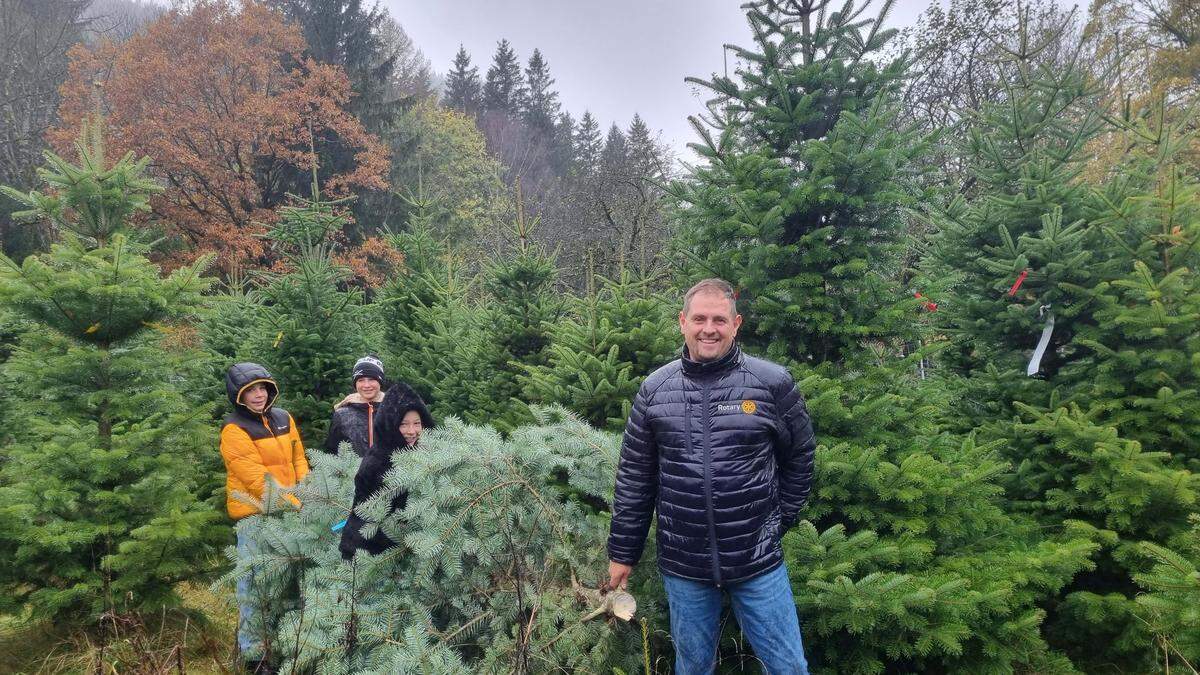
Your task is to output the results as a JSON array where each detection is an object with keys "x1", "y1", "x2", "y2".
[{"x1": 1027, "y1": 306, "x2": 1055, "y2": 377}]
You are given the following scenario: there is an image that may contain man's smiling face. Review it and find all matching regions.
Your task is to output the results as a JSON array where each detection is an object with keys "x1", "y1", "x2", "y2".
[{"x1": 680, "y1": 291, "x2": 742, "y2": 362}]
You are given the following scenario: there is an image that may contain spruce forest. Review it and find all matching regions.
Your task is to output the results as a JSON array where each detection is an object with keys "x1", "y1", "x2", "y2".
[{"x1": 1, "y1": 0, "x2": 1199, "y2": 672}]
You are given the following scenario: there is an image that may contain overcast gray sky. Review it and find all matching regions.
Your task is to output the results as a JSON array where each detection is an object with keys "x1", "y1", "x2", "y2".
[{"x1": 385, "y1": 0, "x2": 936, "y2": 157}]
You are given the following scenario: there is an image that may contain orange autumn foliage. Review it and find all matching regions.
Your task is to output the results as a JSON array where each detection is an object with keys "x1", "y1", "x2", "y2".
[
  {"x1": 1082, "y1": 0, "x2": 1200, "y2": 182},
  {"x1": 263, "y1": 231, "x2": 405, "y2": 289},
  {"x1": 334, "y1": 235, "x2": 405, "y2": 288},
  {"x1": 50, "y1": 0, "x2": 389, "y2": 271}
]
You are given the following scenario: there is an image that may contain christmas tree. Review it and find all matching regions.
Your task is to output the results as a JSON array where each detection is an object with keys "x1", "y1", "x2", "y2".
[
  {"x1": 376, "y1": 187, "x2": 484, "y2": 421},
  {"x1": 926, "y1": 14, "x2": 1200, "y2": 669},
  {"x1": 222, "y1": 408, "x2": 668, "y2": 672},
  {"x1": 469, "y1": 189, "x2": 563, "y2": 433},
  {"x1": 443, "y1": 45, "x2": 482, "y2": 115},
  {"x1": 672, "y1": 0, "x2": 924, "y2": 366},
  {"x1": 924, "y1": 14, "x2": 1106, "y2": 429},
  {"x1": 786, "y1": 362, "x2": 1095, "y2": 672},
  {"x1": 907, "y1": 1, "x2": 1200, "y2": 662},
  {"x1": 0, "y1": 124, "x2": 225, "y2": 621},
  {"x1": 522, "y1": 273, "x2": 677, "y2": 430},
  {"x1": 1005, "y1": 107, "x2": 1200, "y2": 670},
  {"x1": 246, "y1": 183, "x2": 374, "y2": 447}
]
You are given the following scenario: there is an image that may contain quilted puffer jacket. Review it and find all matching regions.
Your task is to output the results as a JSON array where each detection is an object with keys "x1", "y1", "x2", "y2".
[
  {"x1": 324, "y1": 391, "x2": 385, "y2": 457},
  {"x1": 220, "y1": 362, "x2": 309, "y2": 520},
  {"x1": 607, "y1": 344, "x2": 815, "y2": 586}
]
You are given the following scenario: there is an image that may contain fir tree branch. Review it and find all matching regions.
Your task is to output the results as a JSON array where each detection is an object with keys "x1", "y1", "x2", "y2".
[{"x1": 435, "y1": 480, "x2": 524, "y2": 547}]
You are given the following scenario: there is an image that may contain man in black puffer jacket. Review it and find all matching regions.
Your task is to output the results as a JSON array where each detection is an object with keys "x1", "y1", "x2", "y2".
[{"x1": 607, "y1": 278, "x2": 815, "y2": 675}]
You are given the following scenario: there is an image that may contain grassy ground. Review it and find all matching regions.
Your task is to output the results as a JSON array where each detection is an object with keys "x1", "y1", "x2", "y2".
[
  {"x1": 0, "y1": 584, "x2": 770, "y2": 674},
  {"x1": 0, "y1": 583, "x2": 239, "y2": 674}
]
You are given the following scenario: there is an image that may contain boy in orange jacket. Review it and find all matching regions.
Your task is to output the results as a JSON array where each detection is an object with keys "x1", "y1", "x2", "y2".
[{"x1": 220, "y1": 362, "x2": 308, "y2": 673}]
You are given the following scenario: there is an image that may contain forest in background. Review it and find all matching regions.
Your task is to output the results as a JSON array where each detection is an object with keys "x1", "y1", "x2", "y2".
[{"x1": 1, "y1": 0, "x2": 1200, "y2": 672}]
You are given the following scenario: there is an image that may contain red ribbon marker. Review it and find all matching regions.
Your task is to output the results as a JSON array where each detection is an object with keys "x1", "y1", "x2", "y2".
[
  {"x1": 1008, "y1": 269, "x2": 1028, "y2": 297},
  {"x1": 914, "y1": 292, "x2": 938, "y2": 312}
]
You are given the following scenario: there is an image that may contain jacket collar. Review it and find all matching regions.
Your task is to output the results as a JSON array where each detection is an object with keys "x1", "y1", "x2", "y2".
[
  {"x1": 335, "y1": 391, "x2": 386, "y2": 410},
  {"x1": 681, "y1": 343, "x2": 742, "y2": 378}
]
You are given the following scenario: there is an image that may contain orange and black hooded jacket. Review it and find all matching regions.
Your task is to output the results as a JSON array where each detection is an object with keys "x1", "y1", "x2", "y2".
[{"x1": 220, "y1": 362, "x2": 309, "y2": 520}]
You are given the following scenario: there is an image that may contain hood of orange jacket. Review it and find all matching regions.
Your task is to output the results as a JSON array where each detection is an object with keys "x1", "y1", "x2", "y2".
[{"x1": 225, "y1": 362, "x2": 279, "y2": 416}]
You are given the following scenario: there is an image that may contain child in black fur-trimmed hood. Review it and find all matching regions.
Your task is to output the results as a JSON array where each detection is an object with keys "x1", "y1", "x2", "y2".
[{"x1": 339, "y1": 381, "x2": 435, "y2": 559}]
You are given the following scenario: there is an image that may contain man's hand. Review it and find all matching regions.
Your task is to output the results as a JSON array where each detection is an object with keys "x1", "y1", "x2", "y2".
[{"x1": 606, "y1": 561, "x2": 633, "y2": 592}]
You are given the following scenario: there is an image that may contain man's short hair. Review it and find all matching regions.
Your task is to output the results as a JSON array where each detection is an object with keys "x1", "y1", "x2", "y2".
[{"x1": 683, "y1": 278, "x2": 738, "y2": 316}]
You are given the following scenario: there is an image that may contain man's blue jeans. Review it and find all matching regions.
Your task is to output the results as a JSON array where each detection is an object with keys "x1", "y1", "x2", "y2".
[{"x1": 662, "y1": 563, "x2": 809, "y2": 675}]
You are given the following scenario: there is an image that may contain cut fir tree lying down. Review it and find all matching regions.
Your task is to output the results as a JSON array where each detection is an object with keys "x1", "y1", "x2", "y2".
[{"x1": 217, "y1": 407, "x2": 661, "y2": 674}]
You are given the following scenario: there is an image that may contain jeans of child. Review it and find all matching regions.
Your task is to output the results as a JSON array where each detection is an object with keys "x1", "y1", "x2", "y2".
[
  {"x1": 236, "y1": 529, "x2": 264, "y2": 659},
  {"x1": 661, "y1": 563, "x2": 809, "y2": 675}
]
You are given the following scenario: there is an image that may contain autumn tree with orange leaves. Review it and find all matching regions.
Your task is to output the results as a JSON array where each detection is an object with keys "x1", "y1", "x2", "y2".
[{"x1": 51, "y1": 0, "x2": 393, "y2": 275}]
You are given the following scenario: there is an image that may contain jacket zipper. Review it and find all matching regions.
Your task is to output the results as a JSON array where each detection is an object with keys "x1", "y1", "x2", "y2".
[
  {"x1": 699, "y1": 380, "x2": 722, "y2": 587},
  {"x1": 367, "y1": 403, "x2": 375, "y2": 448},
  {"x1": 261, "y1": 414, "x2": 291, "y2": 480}
]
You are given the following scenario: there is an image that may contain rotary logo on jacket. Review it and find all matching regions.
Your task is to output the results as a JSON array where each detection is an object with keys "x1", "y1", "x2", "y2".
[{"x1": 717, "y1": 400, "x2": 758, "y2": 414}]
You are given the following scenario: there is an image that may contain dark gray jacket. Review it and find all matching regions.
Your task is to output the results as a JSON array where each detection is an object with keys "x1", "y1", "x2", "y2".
[
  {"x1": 607, "y1": 345, "x2": 815, "y2": 585},
  {"x1": 324, "y1": 393, "x2": 384, "y2": 457}
]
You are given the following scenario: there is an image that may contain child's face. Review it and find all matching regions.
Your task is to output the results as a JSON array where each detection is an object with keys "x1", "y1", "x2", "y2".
[
  {"x1": 355, "y1": 377, "x2": 380, "y2": 400},
  {"x1": 400, "y1": 410, "x2": 423, "y2": 446},
  {"x1": 242, "y1": 383, "x2": 270, "y2": 413}
]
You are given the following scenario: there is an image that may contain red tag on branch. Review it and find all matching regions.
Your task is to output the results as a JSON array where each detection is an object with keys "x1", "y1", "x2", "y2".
[
  {"x1": 1008, "y1": 269, "x2": 1028, "y2": 297},
  {"x1": 915, "y1": 292, "x2": 938, "y2": 312}
]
